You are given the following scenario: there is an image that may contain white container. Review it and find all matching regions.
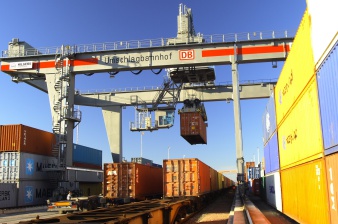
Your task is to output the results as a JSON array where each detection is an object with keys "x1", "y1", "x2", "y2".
[
  {"x1": 0, "y1": 183, "x2": 17, "y2": 208},
  {"x1": 265, "y1": 171, "x2": 282, "y2": 212},
  {"x1": 0, "y1": 152, "x2": 57, "y2": 181},
  {"x1": 307, "y1": 0, "x2": 338, "y2": 65},
  {"x1": 17, "y1": 180, "x2": 52, "y2": 207}
]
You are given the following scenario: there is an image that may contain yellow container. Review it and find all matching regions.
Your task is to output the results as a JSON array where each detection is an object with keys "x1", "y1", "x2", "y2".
[
  {"x1": 278, "y1": 76, "x2": 323, "y2": 169},
  {"x1": 281, "y1": 158, "x2": 329, "y2": 224},
  {"x1": 275, "y1": 9, "x2": 315, "y2": 125}
]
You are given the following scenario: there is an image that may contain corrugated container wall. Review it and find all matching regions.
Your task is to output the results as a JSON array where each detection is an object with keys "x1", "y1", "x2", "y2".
[
  {"x1": 17, "y1": 180, "x2": 53, "y2": 207},
  {"x1": 73, "y1": 144, "x2": 102, "y2": 168},
  {"x1": 0, "y1": 183, "x2": 17, "y2": 208},
  {"x1": 0, "y1": 124, "x2": 55, "y2": 156},
  {"x1": 264, "y1": 132, "x2": 279, "y2": 174},
  {"x1": 278, "y1": 76, "x2": 323, "y2": 169},
  {"x1": 325, "y1": 152, "x2": 338, "y2": 224},
  {"x1": 180, "y1": 112, "x2": 207, "y2": 145},
  {"x1": 281, "y1": 159, "x2": 329, "y2": 224},
  {"x1": 131, "y1": 157, "x2": 153, "y2": 166},
  {"x1": 104, "y1": 163, "x2": 162, "y2": 201},
  {"x1": 164, "y1": 158, "x2": 211, "y2": 197},
  {"x1": 316, "y1": 39, "x2": 338, "y2": 155},
  {"x1": 265, "y1": 172, "x2": 282, "y2": 212},
  {"x1": 306, "y1": 0, "x2": 338, "y2": 65},
  {"x1": 262, "y1": 93, "x2": 277, "y2": 145},
  {"x1": 274, "y1": 9, "x2": 315, "y2": 125},
  {"x1": 0, "y1": 152, "x2": 57, "y2": 182}
]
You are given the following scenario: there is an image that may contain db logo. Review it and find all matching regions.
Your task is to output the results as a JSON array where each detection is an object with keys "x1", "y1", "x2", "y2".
[{"x1": 179, "y1": 50, "x2": 195, "y2": 60}]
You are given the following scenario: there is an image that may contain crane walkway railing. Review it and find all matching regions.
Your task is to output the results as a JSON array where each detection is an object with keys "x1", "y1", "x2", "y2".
[{"x1": 1, "y1": 30, "x2": 295, "y2": 58}]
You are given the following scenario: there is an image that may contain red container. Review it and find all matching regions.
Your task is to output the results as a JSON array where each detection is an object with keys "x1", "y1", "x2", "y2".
[
  {"x1": 0, "y1": 124, "x2": 54, "y2": 156},
  {"x1": 252, "y1": 179, "x2": 260, "y2": 196},
  {"x1": 73, "y1": 162, "x2": 102, "y2": 170},
  {"x1": 180, "y1": 112, "x2": 207, "y2": 144},
  {"x1": 104, "y1": 163, "x2": 163, "y2": 201}
]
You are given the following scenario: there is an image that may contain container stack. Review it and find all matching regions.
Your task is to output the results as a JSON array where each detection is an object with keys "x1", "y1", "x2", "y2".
[
  {"x1": 259, "y1": 4, "x2": 338, "y2": 222},
  {"x1": 0, "y1": 124, "x2": 55, "y2": 208},
  {"x1": 262, "y1": 93, "x2": 282, "y2": 212}
]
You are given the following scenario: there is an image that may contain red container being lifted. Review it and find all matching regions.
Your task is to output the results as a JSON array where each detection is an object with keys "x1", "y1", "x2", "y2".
[{"x1": 180, "y1": 112, "x2": 207, "y2": 144}]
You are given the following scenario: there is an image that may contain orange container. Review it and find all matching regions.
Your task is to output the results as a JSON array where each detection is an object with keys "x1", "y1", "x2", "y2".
[
  {"x1": 0, "y1": 124, "x2": 54, "y2": 156},
  {"x1": 180, "y1": 112, "x2": 207, "y2": 144},
  {"x1": 325, "y1": 152, "x2": 338, "y2": 224},
  {"x1": 281, "y1": 158, "x2": 329, "y2": 224},
  {"x1": 103, "y1": 163, "x2": 163, "y2": 201},
  {"x1": 163, "y1": 158, "x2": 211, "y2": 197}
]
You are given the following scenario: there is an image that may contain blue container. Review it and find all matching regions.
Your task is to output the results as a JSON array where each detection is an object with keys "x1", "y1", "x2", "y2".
[
  {"x1": 317, "y1": 40, "x2": 338, "y2": 155},
  {"x1": 264, "y1": 132, "x2": 279, "y2": 174},
  {"x1": 73, "y1": 144, "x2": 102, "y2": 166},
  {"x1": 262, "y1": 93, "x2": 277, "y2": 146}
]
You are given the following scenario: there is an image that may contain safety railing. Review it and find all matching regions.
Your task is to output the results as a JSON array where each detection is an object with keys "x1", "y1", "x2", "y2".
[{"x1": 1, "y1": 30, "x2": 295, "y2": 58}]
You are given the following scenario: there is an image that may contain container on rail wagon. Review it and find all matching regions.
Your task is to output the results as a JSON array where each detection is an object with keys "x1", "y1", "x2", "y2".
[
  {"x1": 0, "y1": 152, "x2": 57, "y2": 182},
  {"x1": 277, "y1": 76, "x2": 323, "y2": 170},
  {"x1": 164, "y1": 158, "x2": 219, "y2": 197},
  {"x1": 281, "y1": 158, "x2": 329, "y2": 224},
  {"x1": 78, "y1": 182, "x2": 103, "y2": 196},
  {"x1": 17, "y1": 180, "x2": 53, "y2": 207},
  {"x1": 324, "y1": 152, "x2": 338, "y2": 224},
  {"x1": 73, "y1": 144, "x2": 102, "y2": 169},
  {"x1": 0, "y1": 124, "x2": 55, "y2": 156},
  {"x1": 274, "y1": 9, "x2": 315, "y2": 125},
  {"x1": 262, "y1": 92, "x2": 277, "y2": 145},
  {"x1": 180, "y1": 112, "x2": 207, "y2": 145},
  {"x1": 0, "y1": 183, "x2": 17, "y2": 208},
  {"x1": 104, "y1": 163, "x2": 163, "y2": 202},
  {"x1": 264, "y1": 132, "x2": 280, "y2": 174},
  {"x1": 316, "y1": 38, "x2": 338, "y2": 155},
  {"x1": 265, "y1": 171, "x2": 282, "y2": 212},
  {"x1": 307, "y1": 0, "x2": 338, "y2": 65}
]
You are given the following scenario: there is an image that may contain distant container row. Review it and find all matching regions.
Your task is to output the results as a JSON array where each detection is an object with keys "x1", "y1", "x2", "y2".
[
  {"x1": 103, "y1": 158, "x2": 235, "y2": 203},
  {"x1": 0, "y1": 124, "x2": 103, "y2": 170}
]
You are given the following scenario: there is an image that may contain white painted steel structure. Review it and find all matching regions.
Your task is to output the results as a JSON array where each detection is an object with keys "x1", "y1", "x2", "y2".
[{"x1": 0, "y1": 4, "x2": 293, "y2": 187}]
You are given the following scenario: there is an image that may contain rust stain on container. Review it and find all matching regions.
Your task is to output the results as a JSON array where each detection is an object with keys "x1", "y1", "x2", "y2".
[
  {"x1": 103, "y1": 162, "x2": 162, "y2": 201},
  {"x1": 274, "y1": 9, "x2": 315, "y2": 125},
  {"x1": 0, "y1": 124, "x2": 55, "y2": 156},
  {"x1": 281, "y1": 158, "x2": 329, "y2": 224},
  {"x1": 278, "y1": 76, "x2": 324, "y2": 169},
  {"x1": 164, "y1": 158, "x2": 213, "y2": 197},
  {"x1": 180, "y1": 112, "x2": 207, "y2": 145},
  {"x1": 325, "y1": 152, "x2": 338, "y2": 224}
]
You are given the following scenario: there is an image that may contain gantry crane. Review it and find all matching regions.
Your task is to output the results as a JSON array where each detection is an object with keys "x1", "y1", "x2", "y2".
[{"x1": 0, "y1": 4, "x2": 293, "y2": 187}]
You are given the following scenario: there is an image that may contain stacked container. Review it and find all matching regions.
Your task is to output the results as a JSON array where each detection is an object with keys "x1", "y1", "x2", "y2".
[
  {"x1": 73, "y1": 144, "x2": 102, "y2": 170},
  {"x1": 0, "y1": 124, "x2": 56, "y2": 207},
  {"x1": 272, "y1": 9, "x2": 329, "y2": 224},
  {"x1": 316, "y1": 35, "x2": 338, "y2": 223}
]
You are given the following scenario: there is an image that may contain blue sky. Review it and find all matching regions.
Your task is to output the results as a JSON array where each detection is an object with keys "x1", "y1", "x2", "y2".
[{"x1": 0, "y1": 1, "x2": 306, "y2": 180}]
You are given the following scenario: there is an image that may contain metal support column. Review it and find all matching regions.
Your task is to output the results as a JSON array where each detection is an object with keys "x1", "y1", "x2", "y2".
[
  {"x1": 231, "y1": 47, "x2": 245, "y2": 193},
  {"x1": 102, "y1": 106, "x2": 123, "y2": 163}
]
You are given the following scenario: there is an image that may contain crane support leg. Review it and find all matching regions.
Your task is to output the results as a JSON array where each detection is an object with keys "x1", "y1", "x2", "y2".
[
  {"x1": 102, "y1": 106, "x2": 123, "y2": 163},
  {"x1": 231, "y1": 60, "x2": 245, "y2": 191}
]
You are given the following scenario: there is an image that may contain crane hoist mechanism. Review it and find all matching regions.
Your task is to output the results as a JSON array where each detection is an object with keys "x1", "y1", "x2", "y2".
[{"x1": 129, "y1": 3, "x2": 215, "y2": 133}]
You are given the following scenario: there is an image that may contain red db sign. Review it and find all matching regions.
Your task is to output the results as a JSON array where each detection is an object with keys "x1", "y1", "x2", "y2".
[{"x1": 179, "y1": 50, "x2": 195, "y2": 60}]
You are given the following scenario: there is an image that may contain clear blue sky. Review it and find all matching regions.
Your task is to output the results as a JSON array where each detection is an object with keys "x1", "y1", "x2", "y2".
[{"x1": 0, "y1": 1, "x2": 306, "y2": 180}]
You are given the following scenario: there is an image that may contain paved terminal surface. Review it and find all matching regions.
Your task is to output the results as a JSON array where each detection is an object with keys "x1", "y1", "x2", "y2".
[
  {"x1": 248, "y1": 194, "x2": 299, "y2": 224},
  {"x1": 0, "y1": 207, "x2": 63, "y2": 224}
]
